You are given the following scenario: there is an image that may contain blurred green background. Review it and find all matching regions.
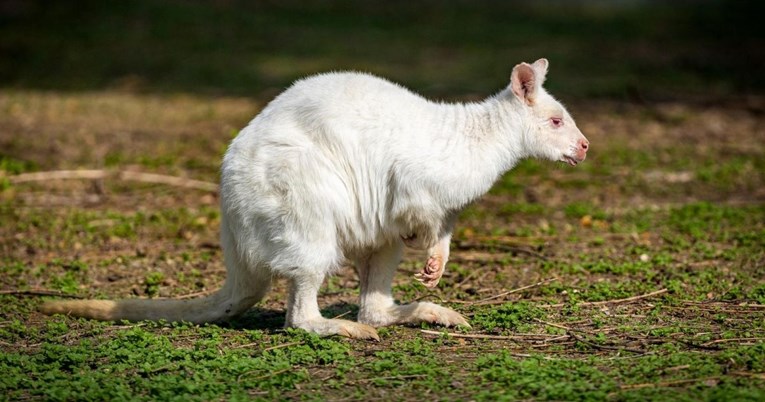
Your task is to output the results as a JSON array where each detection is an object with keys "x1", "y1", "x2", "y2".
[{"x1": 1, "y1": 0, "x2": 762, "y2": 102}]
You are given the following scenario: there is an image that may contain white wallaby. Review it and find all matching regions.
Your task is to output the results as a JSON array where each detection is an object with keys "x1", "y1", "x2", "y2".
[{"x1": 40, "y1": 58, "x2": 589, "y2": 340}]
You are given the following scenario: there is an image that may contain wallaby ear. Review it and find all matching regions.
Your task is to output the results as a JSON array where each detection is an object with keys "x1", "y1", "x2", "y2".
[
  {"x1": 510, "y1": 62, "x2": 538, "y2": 105},
  {"x1": 531, "y1": 58, "x2": 549, "y2": 85}
]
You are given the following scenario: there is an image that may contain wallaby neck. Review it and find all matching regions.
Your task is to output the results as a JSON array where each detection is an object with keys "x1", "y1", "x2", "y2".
[{"x1": 427, "y1": 91, "x2": 529, "y2": 209}]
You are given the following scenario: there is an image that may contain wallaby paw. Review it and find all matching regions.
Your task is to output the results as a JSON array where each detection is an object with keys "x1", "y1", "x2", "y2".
[
  {"x1": 358, "y1": 302, "x2": 469, "y2": 329},
  {"x1": 413, "y1": 302, "x2": 470, "y2": 328},
  {"x1": 291, "y1": 318, "x2": 380, "y2": 341},
  {"x1": 414, "y1": 255, "x2": 444, "y2": 288},
  {"x1": 337, "y1": 321, "x2": 381, "y2": 341}
]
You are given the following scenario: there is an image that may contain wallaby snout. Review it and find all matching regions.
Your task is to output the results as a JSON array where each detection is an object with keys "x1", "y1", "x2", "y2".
[{"x1": 576, "y1": 137, "x2": 589, "y2": 161}]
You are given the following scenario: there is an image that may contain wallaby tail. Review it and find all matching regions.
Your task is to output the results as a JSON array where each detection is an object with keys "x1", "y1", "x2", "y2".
[
  {"x1": 39, "y1": 275, "x2": 269, "y2": 324},
  {"x1": 40, "y1": 214, "x2": 274, "y2": 324}
]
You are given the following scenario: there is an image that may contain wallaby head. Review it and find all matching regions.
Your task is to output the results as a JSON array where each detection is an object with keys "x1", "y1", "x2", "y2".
[{"x1": 510, "y1": 58, "x2": 589, "y2": 166}]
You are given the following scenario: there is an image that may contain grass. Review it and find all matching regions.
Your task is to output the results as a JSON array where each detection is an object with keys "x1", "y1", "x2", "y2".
[
  {"x1": 2, "y1": 128, "x2": 763, "y2": 400},
  {"x1": 1, "y1": 1, "x2": 764, "y2": 400},
  {"x1": 1, "y1": 1, "x2": 763, "y2": 101}
]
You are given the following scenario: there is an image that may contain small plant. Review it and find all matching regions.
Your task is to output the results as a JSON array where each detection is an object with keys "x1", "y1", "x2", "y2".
[
  {"x1": 472, "y1": 302, "x2": 545, "y2": 332},
  {"x1": 144, "y1": 272, "x2": 165, "y2": 297}
]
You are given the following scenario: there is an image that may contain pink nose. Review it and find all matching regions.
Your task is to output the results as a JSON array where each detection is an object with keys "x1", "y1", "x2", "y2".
[{"x1": 578, "y1": 139, "x2": 589, "y2": 152}]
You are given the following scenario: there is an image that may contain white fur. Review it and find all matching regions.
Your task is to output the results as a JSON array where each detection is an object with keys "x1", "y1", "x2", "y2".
[{"x1": 40, "y1": 59, "x2": 588, "y2": 340}]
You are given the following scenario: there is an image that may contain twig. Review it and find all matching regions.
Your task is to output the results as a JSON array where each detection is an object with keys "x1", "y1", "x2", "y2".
[
  {"x1": 412, "y1": 293, "x2": 446, "y2": 303},
  {"x1": 119, "y1": 171, "x2": 218, "y2": 192},
  {"x1": 683, "y1": 301, "x2": 765, "y2": 309},
  {"x1": 355, "y1": 374, "x2": 427, "y2": 383},
  {"x1": 8, "y1": 170, "x2": 108, "y2": 182},
  {"x1": 533, "y1": 318, "x2": 571, "y2": 331},
  {"x1": 455, "y1": 270, "x2": 479, "y2": 288},
  {"x1": 678, "y1": 340, "x2": 723, "y2": 351},
  {"x1": 8, "y1": 169, "x2": 218, "y2": 192},
  {"x1": 543, "y1": 335, "x2": 571, "y2": 342},
  {"x1": 105, "y1": 323, "x2": 146, "y2": 330},
  {"x1": 456, "y1": 240, "x2": 548, "y2": 260},
  {"x1": 467, "y1": 277, "x2": 558, "y2": 306},
  {"x1": 234, "y1": 340, "x2": 304, "y2": 351},
  {"x1": 619, "y1": 376, "x2": 720, "y2": 390},
  {"x1": 739, "y1": 303, "x2": 765, "y2": 309},
  {"x1": 569, "y1": 331, "x2": 645, "y2": 354},
  {"x1": 701, "y1": 337, "x2": 765, "y2": 346},
  {"x1": 466, "y1": 235, "x2": 551, "y2": 246},
  {"x1": 419, "y1": 331, "x2": 560, "y2": 360},
  {"x1": 420, "y1": 329, "x2": 559, "y2": 341},
  {"x1": 580, "y1": 288, "x2": 668, "y2": 306},
  {"x1": 541, "y1": 288, "x2": 668, "y2": 308},
  {"x1": 263, "y1": 341, "x2": 304, "y2": 351},
  {"x1": 0, "y1": 289, "x2": 84, "y2": 299},
  {"x1": 731, "y1": 371, "x2": 765, "y2": 380},
  {"x1": 237, "y1": 367, "x2": 292, "y2": 382},
  {"x1": 175, "y1": 290, "x2": 216, "y2": 300},
  {"x1": 331, "y1": 310, "x2": 352, "y2": 320}
]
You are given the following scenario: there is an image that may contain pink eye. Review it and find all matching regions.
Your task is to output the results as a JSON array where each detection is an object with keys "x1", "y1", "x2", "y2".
[{"x1": 551, "y1": 117, "x2": 563, "y2": 127}]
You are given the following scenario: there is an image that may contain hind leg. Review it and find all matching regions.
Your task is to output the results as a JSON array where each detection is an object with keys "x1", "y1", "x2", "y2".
[
  {"x1": 209, "y1": 240, "x2": 273, "y2": 322},
  {"x1": 357, "y1": 241, "x2": 469, "y2": 328},
  {"x1": 194, "y1": 219, "x2": 273, "y2": 323},
  {"x1": 285, "y1": 271, "x2": 379, "y2": 340}
]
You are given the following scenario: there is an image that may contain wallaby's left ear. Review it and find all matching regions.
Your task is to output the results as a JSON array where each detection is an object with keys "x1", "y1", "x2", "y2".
[
  {"x1": 531, "y1": 58, "x2": 549, "y2": 86},
  {"x1": 510, "y1": 58, "x2": 549, "y2": 105}
]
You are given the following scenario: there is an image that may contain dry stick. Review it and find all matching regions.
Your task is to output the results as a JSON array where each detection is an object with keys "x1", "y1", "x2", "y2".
[
  {"x1": 701, "y1": 337, "x2": 765, "y2": 346},
  {"x1": 442, "y1": 269, "x2": 481, "y2": 302},
  {"x1": 683, "y1": 301, "x2": 765, "y2": 309},
  {"x1": 0, "y1": 289, "x2": 84, "y2": 299},
  {"x1": 535, "y1": 319, "x2": 618, "y2": 336},
  {"x1": 420, "y1": 331, "x2": 560, "y2": 360},
  {"x1": 8, "y1": 169, "x2": 219, "y2": 192},
  {"x1": 331, "y1": 310, "x2": 352, "y2": 320},
  {"x1": 466, "y1": 277, "x2": 559, "y2": 306},
  {"x1": 543, "y1": 335, "x2": 571, "y2": 342},
  {"x1": 420, "y1": 329, "x2": 559, "y2": 341},
  {"x1": 237, "y1": 367, "x2": 292, "y2": 382},
  {"x1": 462, "y1": 235, "x2": 550, "y2": 247},
  {"x1": 263, "y1": 341, "x2": 304, "y2": 352},
  {"x1": 670, "y1": 306, "x2": 765, "y2": 314},
  {"x1": 455, "y1": 240, "x2": 548, "y2": 260},
  {"x1": 413, "y1": 294, "x2": 449, "y2": 304},
  {"x1": 175, "y1": 290, "x2": 217, "y2": 300},
  {"x1": 8, "y1": 170, "x2": 108, "y2": 182},
  {"x1": 355, "y1": 374, "x2": 428, "y2": 383},
  {"x1": 541, "y1": 288, "x2": 668, "y2": 308},
  {"x1": 533, "y1": 318, "x2": 571, "y2": 331},
  {"x1": 731, "y1": 371, "x2": 765, "y2": 380},
  {"x1": 737, "y1": 303, "x2": 765, "y2": 309},
  {"x1": 234, "y1": 340, "x2": 304, "y2": 350},
  {"x1": 619, "y1": 376, "x2": 721, "y2": 391},
  {"x1": 568, "y1": 331, "x2": 645, "y2": 354},
  {"x1": 580, "y1": 288, "x2": 668, "y2": 306},
  {"x1": 119, "y1": 171, "x2": 218, "y2": 192},
  {"x1": 454, "y1": 269, "x2": 480, "y2": 289}
]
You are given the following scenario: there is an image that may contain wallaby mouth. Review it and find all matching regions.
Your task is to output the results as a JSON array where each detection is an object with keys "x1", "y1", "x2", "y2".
[{"x1": 561, "y1": 154, "x2": 584, "y2": 166}]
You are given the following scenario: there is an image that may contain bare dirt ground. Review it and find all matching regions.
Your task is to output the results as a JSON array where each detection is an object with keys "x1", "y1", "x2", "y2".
[{"x1": 1, "y1": 91, "x2": 764, "y2": 400}]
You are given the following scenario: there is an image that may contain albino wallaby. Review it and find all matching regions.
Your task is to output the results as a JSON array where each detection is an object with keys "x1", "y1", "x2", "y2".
[{"x1": 41, "y1": 58, "x2": 589, "y2": 340}]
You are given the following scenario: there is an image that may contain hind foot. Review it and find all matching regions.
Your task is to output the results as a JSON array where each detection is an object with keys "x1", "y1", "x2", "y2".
[
  {"x1": 359, "y1": 301, "x2": 469, "y2": 328},
  {"x1": 289, "y1": 318, "x2": 380, "y2": 341}
]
